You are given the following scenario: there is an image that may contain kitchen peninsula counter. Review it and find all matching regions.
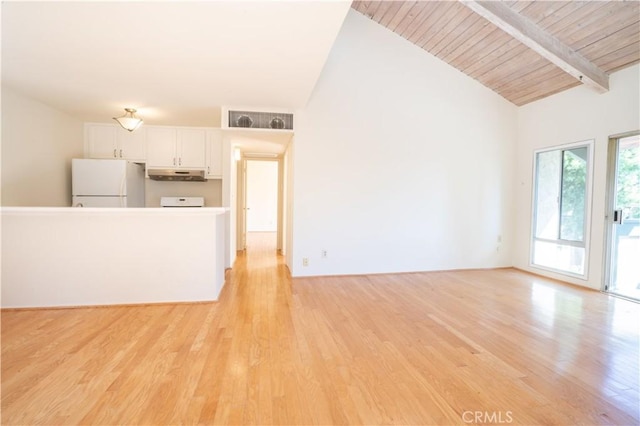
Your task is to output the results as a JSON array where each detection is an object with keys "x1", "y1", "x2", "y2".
[{"x1": 1, "y1": 207, "x2": 228, "y2": 308}]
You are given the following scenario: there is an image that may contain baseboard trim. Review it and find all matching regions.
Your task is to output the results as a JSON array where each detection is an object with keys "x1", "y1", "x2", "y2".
[
  {"x1": 1, "y1": 299, "x2": 218, "y2": 312},
  {"x1": 291, "y1": 266, "x2": 514, "y2": 280}
]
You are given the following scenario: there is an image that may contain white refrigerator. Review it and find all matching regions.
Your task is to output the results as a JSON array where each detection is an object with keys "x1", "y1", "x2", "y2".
[{"x1": 72, "y1": 159, "x2": 145, "y2": 207}]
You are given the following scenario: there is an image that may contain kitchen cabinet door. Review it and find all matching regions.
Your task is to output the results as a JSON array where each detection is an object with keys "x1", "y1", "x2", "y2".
[
  {"x1": 178, "y1": 129, "x2": 206, "y2": 168},
  {"x1": 146, "y1": 127, "x2": 177, "y2": 168},
  {"x1": 206, "y1": 130, "x2": 223, "y2": 178},
  {"x1": 116, "y1": 127, "x2": 146, "y2": 161},
  {"x1": 87, "y1": 125, "x2": 118, "y2": 159}
]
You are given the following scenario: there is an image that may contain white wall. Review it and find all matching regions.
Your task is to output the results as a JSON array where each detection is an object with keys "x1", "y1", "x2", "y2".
[
  {"x1": 1, "y1": 86, "x2": 84, "y2": 206},
  {"x1": 285, "y1": 141, "x2": 295, "y2": 269},
  {"x1": 291, "y1": 10, "x2": 518, "y2": 277},
  {"x1": 222, "y1": 133, "x2": 237, "y2": 269},
  {"x1": 514, "y1": 64, "x2": 640, "y2": 290}
]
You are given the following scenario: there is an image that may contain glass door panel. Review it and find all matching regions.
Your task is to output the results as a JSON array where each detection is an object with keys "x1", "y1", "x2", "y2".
[
  {"x1": 607, "y1": 134, "x2": 640, "y2": 300},
  {"x1": 532, "y1": 142, "x2": 591, "y2": 277}
]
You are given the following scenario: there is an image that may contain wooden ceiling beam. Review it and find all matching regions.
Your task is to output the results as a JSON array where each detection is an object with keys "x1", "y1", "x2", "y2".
[{"x1": 461, "y1": 0, "x2": 609, "y2": 93}]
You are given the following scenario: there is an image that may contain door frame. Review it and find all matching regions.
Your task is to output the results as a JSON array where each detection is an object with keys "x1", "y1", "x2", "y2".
[
  {"x1": 236, "y1": 156, "x2": 284, "y2": 252},
  {"x1": 603, "y1": 130, "x2": 640, "y2": 294}
]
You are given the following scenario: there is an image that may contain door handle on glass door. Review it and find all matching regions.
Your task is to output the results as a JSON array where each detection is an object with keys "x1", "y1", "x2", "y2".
[{"x1": 613, "y1": 209, "x2": 624, "y2": 225}]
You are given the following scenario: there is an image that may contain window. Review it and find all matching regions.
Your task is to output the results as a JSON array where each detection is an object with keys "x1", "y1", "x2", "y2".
[{"x1": 531, "y1": 141, "x2": 592, "y2": 277}]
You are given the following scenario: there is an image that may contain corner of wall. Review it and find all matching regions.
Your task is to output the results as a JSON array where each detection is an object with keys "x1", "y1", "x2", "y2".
[
  {"x1": 2, "y1": 86, "x2": 84, "y2": 206},
  {"x1": 512, "y1": 64, "x2": 640, "y2": 290}
]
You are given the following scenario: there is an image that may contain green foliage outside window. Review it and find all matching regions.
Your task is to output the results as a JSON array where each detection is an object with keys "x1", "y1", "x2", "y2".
[
  {"x1": 560, "y1": 148, "x2": 587, "y2": 242},
  {"x1": 617, "y1": 143, "x2": 639, "y2": 219}
]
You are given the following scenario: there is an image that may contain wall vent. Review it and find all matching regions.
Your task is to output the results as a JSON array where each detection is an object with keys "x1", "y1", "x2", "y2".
[{"x1": 228, "y1": 110, "x2": 293, "y2": 130}]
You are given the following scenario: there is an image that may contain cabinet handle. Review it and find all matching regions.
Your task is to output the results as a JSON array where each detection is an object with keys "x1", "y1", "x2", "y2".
[
  {"x1": 173, "y1": 158, "x2": 176, "y2": 166},
  {"x1": 119, "y1": 149, "x2": 123, "y2": 158},
  {"x1": 207, "y1": 166, "x2": 210, "y2": 174},
  {"x1": 113, "y1": 149, "x2": 117, "y2": 158},
  {"x1": 179, "y1": 158, "x2": 182, "y2": 166}
]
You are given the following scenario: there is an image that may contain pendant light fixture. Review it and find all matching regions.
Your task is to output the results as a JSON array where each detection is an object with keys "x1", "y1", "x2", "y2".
[{"x1": 113, "y1": 108, "x2": 143, "y2": 132}]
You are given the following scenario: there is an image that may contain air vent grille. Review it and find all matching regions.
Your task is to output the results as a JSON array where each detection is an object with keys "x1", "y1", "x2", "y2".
[{"x1": 229, "y1": 110, "x2": 293, "y2": 130}]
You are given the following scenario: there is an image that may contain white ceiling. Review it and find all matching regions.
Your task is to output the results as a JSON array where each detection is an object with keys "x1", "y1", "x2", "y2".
[{"x1": 1, "y1": 1, "x2": 351, "y2": 130}]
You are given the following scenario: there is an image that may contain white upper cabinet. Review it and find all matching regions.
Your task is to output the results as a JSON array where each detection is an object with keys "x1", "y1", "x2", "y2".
[
  {"x1": 86, "y1": 124, "x2": 145, "y2": 161},
  {"x1": 178, "y1": 129, "x2": 206, "y2": 168},
  {"x1": 86, "y1": 125, "x2": 117, "y2": 159},
  {"x1": 146, "y1": 127, "x2": 177, "y2": 168},
  {"x1": 86, "y1": 124, "x2": 226, "y2": 177},
  {"x1": 206, "y1": 130, "x2": 223, "y2": 179},
  {"x1": 117, "y1": 127, "x2": 146, "y2": 161},
  {"x1": 146, "y1": 127, "x2": 206, "y2": 169}
]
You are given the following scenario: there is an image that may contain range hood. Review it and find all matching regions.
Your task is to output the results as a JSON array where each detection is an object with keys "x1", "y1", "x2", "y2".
[{"x1": 148, "y1": 169, "x2": 206, "y2": 182}]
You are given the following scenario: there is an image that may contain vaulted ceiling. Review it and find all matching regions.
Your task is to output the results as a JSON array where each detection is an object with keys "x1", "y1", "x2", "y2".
[
  {"x1": 2, "y1": 0, "x2": 638, "y2": 126},
  {"x1": 351, "y1": 1, "x2": 640, "y2": 105}
]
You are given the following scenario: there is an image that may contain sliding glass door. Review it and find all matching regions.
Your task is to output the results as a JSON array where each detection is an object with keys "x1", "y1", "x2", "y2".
[{"x1": 605, "y1": 134, "x2": 640, "y2": 300}]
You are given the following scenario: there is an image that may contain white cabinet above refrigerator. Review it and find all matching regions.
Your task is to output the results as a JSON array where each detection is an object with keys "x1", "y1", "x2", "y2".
[{"x1": 85, "y1": 124, "x2": 146, "y2": 161}]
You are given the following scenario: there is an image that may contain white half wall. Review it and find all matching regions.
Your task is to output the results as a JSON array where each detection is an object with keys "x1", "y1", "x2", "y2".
[
  {"x1": 1, "y1": 86, "x2": 84, "y2": 206},
  {"x1": 291, "y1": 10, "x2": 518, "y2": 277},
  {"x1": 514, "y1": 64, "x2": 640, "y2": 290},
  {"x1": 1, "y1": 207, "x2": 227, "y2": 308}
]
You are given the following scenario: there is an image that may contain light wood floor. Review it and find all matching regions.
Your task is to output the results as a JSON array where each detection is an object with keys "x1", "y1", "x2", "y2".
[{"x1": 2, "y1": 232, "x2": 639, "y2": 425}]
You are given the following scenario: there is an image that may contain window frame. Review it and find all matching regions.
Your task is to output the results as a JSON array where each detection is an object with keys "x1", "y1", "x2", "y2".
[{"x1": 530, "y1": 140, "x2": 594, "y2": 279}]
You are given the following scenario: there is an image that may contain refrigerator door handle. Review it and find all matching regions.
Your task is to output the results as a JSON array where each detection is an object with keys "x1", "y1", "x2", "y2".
[{"x1": 120, "y1": 172, "x2": 126, "y2": 201}]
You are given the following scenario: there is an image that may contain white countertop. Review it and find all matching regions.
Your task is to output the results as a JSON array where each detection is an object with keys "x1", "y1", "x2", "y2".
[{"x1": 1, "y1": 207, "x2": 229, "y2": 215}]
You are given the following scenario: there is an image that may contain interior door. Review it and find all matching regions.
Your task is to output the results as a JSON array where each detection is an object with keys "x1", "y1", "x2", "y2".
[
  {"x1": 246, "y1": 160, "x2": 279, "y2": 232},
  {"x1": 605, "y1": 133, "x2": 640, "y2": 300}
]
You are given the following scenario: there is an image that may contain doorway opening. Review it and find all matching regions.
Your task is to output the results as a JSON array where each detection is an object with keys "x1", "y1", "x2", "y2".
[
  {"x1": 245, "y1": 159, "x2": 278, "y2": 254},
  {"x1": 237, "y1": 157, "x2": 284, "y2": 257},
  {"x1": 605, "y1": 132, "x2": 640, "y2": 301}
]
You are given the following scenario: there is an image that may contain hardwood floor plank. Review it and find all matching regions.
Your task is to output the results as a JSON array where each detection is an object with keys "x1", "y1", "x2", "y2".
[{"x1": 2, "y1": 232, "x2": 638, "y2": 425}]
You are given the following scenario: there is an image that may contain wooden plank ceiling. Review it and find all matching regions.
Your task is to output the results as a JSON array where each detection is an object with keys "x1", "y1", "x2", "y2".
[{"x1": 351, "y1": 1, "x2": 640, "y2": 105}]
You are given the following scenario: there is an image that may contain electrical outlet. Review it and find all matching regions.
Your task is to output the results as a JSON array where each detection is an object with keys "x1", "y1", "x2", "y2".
[
  {"x1": 321, "y1": 250, "x2": 328, "y2": 259},
  {"x1": 302, "y1": 257, "x2": 309, "y2": 267}
]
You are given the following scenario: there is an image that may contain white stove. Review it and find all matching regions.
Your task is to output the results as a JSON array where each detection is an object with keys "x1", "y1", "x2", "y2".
[{"x1": 160, "y1": 197, "x2": 205, "y2": 207}]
